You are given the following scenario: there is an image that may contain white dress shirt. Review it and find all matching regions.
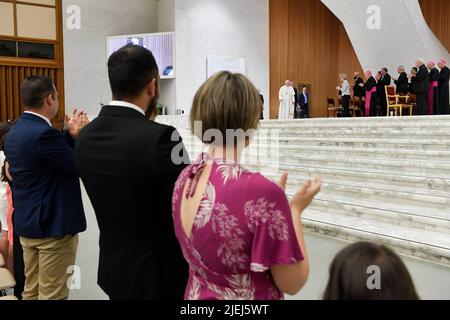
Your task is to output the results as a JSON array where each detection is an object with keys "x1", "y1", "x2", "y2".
[
  {"x1": 24, "y1": 111, "x2": 52, "y2": 126},
  {"x1": 109, "y1": 101, "x2": 145, "y2": 116}
]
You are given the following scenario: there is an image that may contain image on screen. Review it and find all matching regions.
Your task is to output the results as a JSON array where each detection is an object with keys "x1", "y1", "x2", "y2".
[{"x1": 107, "y1": 32, "x2": 175, "y2": 78}]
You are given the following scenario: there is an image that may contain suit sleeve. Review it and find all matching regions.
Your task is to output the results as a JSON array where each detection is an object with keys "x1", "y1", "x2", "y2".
[
  {"x1": 440, "y1": 68, "x2": 450, "y2": 83},
  {"x1": 38, "y1": 128, "x2": 77, "y2": 177},
  {"x1": 386, "y1": 75, "x2": 392, "y2": 85},
  {"x1": 415, "y1": 68, "x2": 427, "y2": 81},
  {"x1": 395, "y1": 74, "x2": 406, "y2": 88},
  {"x1": 153, "y1": 126, "x2": 190, "y2": 201},
  {"x1": 363, "y1": 79, "x2": 374, "y2": 91}
]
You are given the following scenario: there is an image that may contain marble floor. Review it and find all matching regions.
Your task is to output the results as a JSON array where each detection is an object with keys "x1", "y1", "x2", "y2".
[{"x1": 69, "y1": 189, "x2": 450, "y2": 300}]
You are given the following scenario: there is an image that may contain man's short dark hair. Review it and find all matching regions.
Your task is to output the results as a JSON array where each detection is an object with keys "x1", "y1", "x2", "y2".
[
  {"x1": 382, "y1": 68, "x2": 388, "y2": 72},
  {"x1": 21, "y1": 76, "x2": 55, "y2": 109},
  {"x1": 108, "y1": 44, "x2": 159, "y2": 100}
]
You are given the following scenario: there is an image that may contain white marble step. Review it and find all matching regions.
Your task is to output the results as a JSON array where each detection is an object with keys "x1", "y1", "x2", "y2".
[
  {"x1": 161, "y1": 114, "x2": 450, "y2": 123},
  {"x1": 183, "y1": 141, "x2": 450, "y2": 163},
  {"x1": 245, "y1": 157, "x2": 450, "y2": 179},
  {"x1": 294, "y1": 186, "x2": 449, "y2": 221},
  {"x1": 302, "y1": 209, "x2": 450, "y2": 266},
  {"x1": 180, "y1": 128, "x2": 450, "y2": 139},
  {"x1": 256, "y1": 168, "x2": 450, "y2": 198},
  {"x1": 259, "y1": 115, "x2": 450, "y2": 125},
  {"x1": 267, "y1": 131, "x2": 450, "y2": 140},
  {"x1": 246, "y1": 145, "x2": 450, "y2": 162},
  {"x1": 182, "y1": 136, "x2": 450, "y2": 151},
  {"x1": 308, "y1": 199, "x2": 450, "y2": 233},
  {"x1": 282, "y1": 182, "x2": 450, "y2": 215},
  {"x1": 183, "y1": 141, "x2": 450, "y2": 162},
  {"x1": 268, "y1": 137, "x2": 450, "y2": 150},
  {"x1": 259, "y1": 122, "x2": 450, "y2": 129}
]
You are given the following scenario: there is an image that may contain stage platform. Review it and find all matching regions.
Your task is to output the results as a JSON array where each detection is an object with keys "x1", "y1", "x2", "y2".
[{"x1": 158, "y1": 115, "x2": 450, "y2": 267}]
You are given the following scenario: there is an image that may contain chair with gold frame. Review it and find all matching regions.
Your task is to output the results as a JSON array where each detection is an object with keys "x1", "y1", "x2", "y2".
[
  {"x1": 398, "y1": 94, "x2": 414, "y2": 116},
  {"x1": 351, "y1": 96, "x2": 363, "y2": 117},
  {"x1": 385, "y1": 85, "x2": 401, "y2": 116},
  {"x1": 327, "y1": 98, "x2": 342, "y2": 118},
  {"x1": 385, "y1": 85, "x2": 412, "y2": 116}
]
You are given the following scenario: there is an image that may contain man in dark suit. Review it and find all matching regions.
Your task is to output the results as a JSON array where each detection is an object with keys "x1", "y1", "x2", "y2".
[
  {"x1": 298, "y1": 86, "x2": 310, "y2": 118},
  {"x1": 353, "y1": 72, "x2": 365, "y2": 99},
  {"x1": 438, "y1": 59, "x2": 450, "y2": 115},
  {"x1": 378, "y1": 68, "x2": 392, "y2": 116},
  {"x1": 412, "y1": 59, "x2": 430, "y2": 115},
  {"x1": 4, "y1": 76, "x2": 87, "y2": 300},
  {"x1": 394, "y1": 66, "x2": 409, "y2": 95},
  {"x1": 76, "y1": 45, "x2": 189, "y2": 300}
]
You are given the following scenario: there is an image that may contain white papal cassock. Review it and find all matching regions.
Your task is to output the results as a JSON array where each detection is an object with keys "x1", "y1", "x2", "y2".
[{"x1": 278, "y1": 85, "x2": 295, "y2": 120}]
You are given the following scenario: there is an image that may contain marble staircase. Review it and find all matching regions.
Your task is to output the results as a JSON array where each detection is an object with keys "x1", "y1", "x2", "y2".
[{"x1": 158, "y1": 115, "x2": 450, "y2": 267}]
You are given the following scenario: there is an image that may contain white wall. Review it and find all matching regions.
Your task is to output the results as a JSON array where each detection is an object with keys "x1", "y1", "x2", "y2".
[
  {"x1": 321, "y1": 0, "x2": 450, "y2": 75},
  {"x1": 156, "y1": 0, "x2": 177, "y2": 114},
  {"x1": 62, "y1": 0, "x2": 158, "y2": 117},
  {"x1": 175, "y1": 0, "x2": 270, "y2": 118}
]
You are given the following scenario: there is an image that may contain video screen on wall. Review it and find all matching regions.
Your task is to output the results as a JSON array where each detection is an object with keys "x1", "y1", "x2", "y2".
[{"x1": 107, "y1": 32, "x2": 175, "y2": 79}]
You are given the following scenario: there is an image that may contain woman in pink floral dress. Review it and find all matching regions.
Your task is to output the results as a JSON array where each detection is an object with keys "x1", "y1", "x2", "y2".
[{"x1": 172, "y1": 71, "x2": 321, "y2": 300}]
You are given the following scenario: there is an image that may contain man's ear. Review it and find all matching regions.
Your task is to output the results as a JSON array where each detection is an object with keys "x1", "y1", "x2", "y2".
[
  {"x1": 147, "y1": 78, "x2": 157, "y2": 97},
  {"x1": 44, "y1": 94, "x2": 53, "y2": 107}
]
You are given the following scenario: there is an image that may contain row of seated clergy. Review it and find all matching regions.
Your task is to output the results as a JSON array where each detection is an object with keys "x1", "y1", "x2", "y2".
[{"x1": 0, "y1": 252, "x2": 17, "y2": 300}]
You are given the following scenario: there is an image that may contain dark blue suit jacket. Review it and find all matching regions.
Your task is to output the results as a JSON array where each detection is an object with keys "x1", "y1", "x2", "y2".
[{"x1": 4, "y1": 113, "x2": 86, "y2": 239}]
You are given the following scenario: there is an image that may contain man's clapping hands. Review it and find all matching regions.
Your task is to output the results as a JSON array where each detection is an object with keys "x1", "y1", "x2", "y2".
[{"x1": 64, "y1": 109, "x2": 90, "y2": 139}]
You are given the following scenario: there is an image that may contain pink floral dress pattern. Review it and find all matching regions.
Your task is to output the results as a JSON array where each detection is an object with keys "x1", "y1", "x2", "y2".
[{"x1": 172, "y1": 154, "x2": 304, "y2": 300}]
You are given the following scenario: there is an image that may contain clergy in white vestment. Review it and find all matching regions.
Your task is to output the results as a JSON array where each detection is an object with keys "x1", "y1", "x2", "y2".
[{"x1": 279, "y1": 80, "x2": 295, "y2": 120}]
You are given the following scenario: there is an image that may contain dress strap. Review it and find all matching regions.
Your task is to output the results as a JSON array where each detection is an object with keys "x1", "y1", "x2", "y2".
[{"x1": 186, "y1": 153, "x2": 210, "y2": 199}]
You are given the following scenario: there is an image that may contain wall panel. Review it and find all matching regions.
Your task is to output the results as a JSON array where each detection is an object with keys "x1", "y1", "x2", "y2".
[{"x1": 420, "y1": 0, "x2": 450, "y2": 53}]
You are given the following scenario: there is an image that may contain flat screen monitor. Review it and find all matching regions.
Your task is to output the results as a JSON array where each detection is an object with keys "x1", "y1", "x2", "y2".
[{"x1": 107, "y1": 32, "x2": 175, "y2": 79}]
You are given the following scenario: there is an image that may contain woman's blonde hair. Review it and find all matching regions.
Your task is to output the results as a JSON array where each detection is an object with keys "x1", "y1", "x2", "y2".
[{"x1": 190, "y1": 71, "x2": 262, "y2": 144}]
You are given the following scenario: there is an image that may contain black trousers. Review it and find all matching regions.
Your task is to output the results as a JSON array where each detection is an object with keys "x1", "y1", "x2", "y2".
[
  {"x1": 379, "y1": 94, "x2": 387, "y2": 116},
  {"x1": 416, "y1": 92, "x2": 428, "y2": 115},
  {"x1": 300, "y1": 104, "x2": 309, "y2": 118},
  {"x1": 13, "y1": 230, "x2": 25, "y2": 299},
  {"x1": 342, "y1": 95, "x2": 350, "y2": 117}
]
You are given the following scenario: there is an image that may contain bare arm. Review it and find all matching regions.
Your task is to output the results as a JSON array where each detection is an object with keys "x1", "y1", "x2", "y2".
[{"x1": 270, "y1": 174, "x2": 321, "y2": 296}]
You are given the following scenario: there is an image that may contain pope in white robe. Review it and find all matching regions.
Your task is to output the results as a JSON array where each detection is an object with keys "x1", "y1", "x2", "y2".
[{"x1": 279, "y1": 81, "x2": 296, "y2": 120}]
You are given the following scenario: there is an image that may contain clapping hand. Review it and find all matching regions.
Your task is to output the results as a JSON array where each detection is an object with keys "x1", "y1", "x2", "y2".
[
  {"x1": 65, "y1": 108, "x2": 90, "y2": 139},
  {"x1": 279, "y1": 173, "x2": 321, "y2": 216}
]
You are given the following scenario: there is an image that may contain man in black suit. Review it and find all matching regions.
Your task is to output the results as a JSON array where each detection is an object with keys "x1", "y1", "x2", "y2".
[
  {"x1": 378, "y1": 68, "x2": 392, "y2": 116},
  {"x1": 438, "y1": 59, "x2": 450, "y2": 115},
  {"x1": 298, "y1": 86, "x2": 310, "y2": 118},
  {"x1": 393, "y1": 66, "x2": 409, "y2": 95},
  {"x1": 411, "y1": 59, "x2": 430, "y2": 115},
  {"x1": 76, "y1": 45, "x2": 189, "y2": 300},
  {"x1": 353, "y1": 72, "x2": 365, "y2": 99}
]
